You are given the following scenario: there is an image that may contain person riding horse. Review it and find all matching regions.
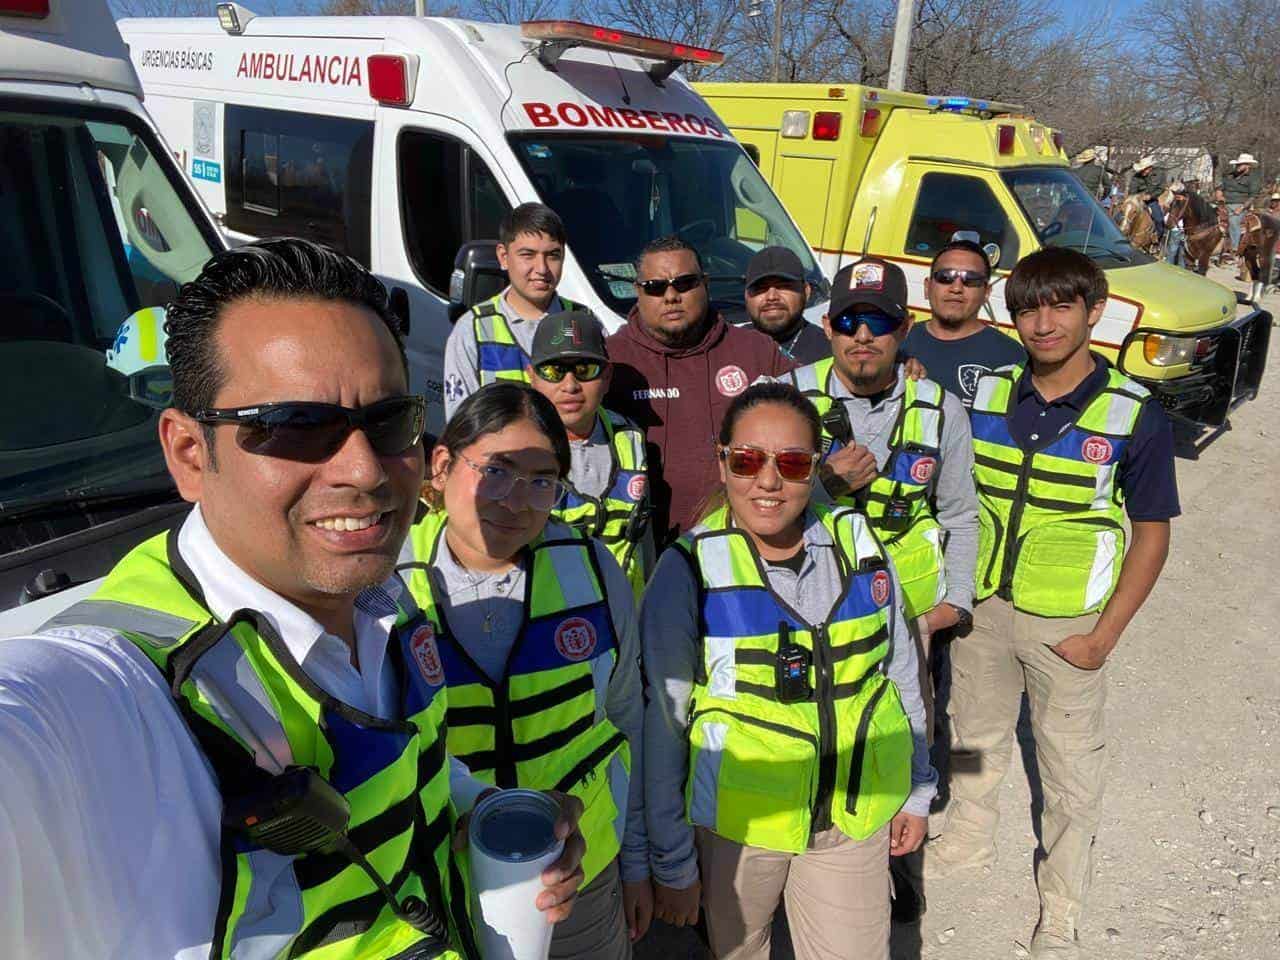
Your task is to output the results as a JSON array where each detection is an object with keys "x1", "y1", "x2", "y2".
[
  {"x1": 1072, "y1": 148, "x2": 1111, "y2": 200},
  {"x1": 1130, "y1": 156, "x2": 1166, "y2": 243},
  {"x1": 1166, "y1": 181, "x2": 1224, "y2": 275},
  {"x1": 1216, "y1": 153, "x2": 1263, "y2": 256}
]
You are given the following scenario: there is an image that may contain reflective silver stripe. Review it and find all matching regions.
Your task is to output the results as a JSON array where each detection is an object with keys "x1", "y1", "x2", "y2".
[
  {"x1": 229, "y1": 849, "x2": 305, "y2": 959},
  {"x1": 1102, "y1": 392, "x2": 1144, "y2": 435},
  {"x1": 1083, "y1": 528, "x2": 1120, "y2": 611},
  {"x1": 545, "y1": 536, "x2": 602, "y2": 610},
  {"x1": 591, "y1": 650, "x2": 615, "y2": 721},
  {"x1": 40, "y1": 599, "x2": 196, "y2": 648},
  {"x1": 705, "y1": 635, "x2": 737, "y2": 700},
  {"x1": 190, "y1": 631, "x2": 294, "y2": 774},
  {"x1": 696, "y1": 536, "x2": 735, "y2": 589},
  {"x1": 1091, "y1": 464, "x2": 1117, "y2": 511},
  {"x1": 915, "y1": 406, "x2": 943, "y2": 447},
  {"x1": 689, "y1": 721, "x2": 727, "y2": 829},
  {"x1": 791, "y1": 362, "x2": 823, "y2": 393},
  {"x1": 972, "y1": 374, "x2": 1008, "y2": 413},
  {"x1": 913, "y1": 379, "x2": 942, "y2": 407}
]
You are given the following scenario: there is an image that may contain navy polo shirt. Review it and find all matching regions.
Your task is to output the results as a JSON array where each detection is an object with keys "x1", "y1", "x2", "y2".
[{"x1": 1008, "y1": 356, "x2": 1180, "y2": 522}]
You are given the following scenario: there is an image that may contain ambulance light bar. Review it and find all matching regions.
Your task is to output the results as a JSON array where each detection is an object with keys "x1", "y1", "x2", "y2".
[
  {"x1": 0, "y1": 0, "x2": 49, "y2": 16},
  {"x1": 521, "y1": 20, "x2": 724, "y2": 82},
  {"x1": 216, "y1": 2, "x2": 256, "y2": 36}
]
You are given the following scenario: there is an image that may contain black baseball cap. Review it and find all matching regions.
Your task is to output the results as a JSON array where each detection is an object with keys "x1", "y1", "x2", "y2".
[
  {"x1": 745, "y1": 246, "x2": 806, "y2": 288},
  {"x1": 828, "y1": 258, "x2": 909, "y2": 321},
  {"x1": 530, "y1": 309, "x2": 609, "y2": 366}
]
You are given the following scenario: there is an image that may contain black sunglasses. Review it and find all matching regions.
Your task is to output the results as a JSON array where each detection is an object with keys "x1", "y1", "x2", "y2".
[
  {"x1": 533, "y1": 360, "x2": 606, "y2": 383},
  {"x1": 830, "y1": 310, "x2": 905, "y2": 337},
  {"x1": 931, "y1": 268, "x2": 988, "y2": 288},
  {"x1": 635, "y1": 273, "x2": 704, "y2": 297},
  {"x1": 193, "y1": 396, "x2": 426, "y2": 462}
]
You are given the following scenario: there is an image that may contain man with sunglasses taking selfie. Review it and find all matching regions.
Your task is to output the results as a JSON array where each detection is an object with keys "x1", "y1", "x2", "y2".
[
  {"x1": 0, "y1": 238, "x2": 586, "y2": 959},
  {"x1": 606, "y1": 236, "x2": 793, "y2": 547},
  {"x1": 526, "y1": 310, "x2": 655, "y2": 596},
  {"x1": 902, "y1": 239, "x2": 1027, "y2": 409}
]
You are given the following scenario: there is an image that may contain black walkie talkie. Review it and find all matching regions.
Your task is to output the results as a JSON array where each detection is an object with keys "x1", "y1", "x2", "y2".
[{"x1": 775, "y1": 622, "x2": 812, "y2": 703}]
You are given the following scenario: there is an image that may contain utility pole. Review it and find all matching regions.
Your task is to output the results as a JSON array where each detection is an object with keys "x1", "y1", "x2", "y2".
[
  {"x1": 771, "y1": 0, "x2": 783, "y2": 82},
  {"x1": 887, "y1": 0, "x2": 915, "y2": 91},
  {"x1": 414, "y1": 0, "x2": 425, "y2": 15}
]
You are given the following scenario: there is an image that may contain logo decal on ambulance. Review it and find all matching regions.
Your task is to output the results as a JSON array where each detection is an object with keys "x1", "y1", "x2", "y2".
[
  {"x1": 627, "y1": 474, "x2": 647, "y2": 501},
  {"x1": 716, "y1": 365, "x2": 748, "y2": 397},
  {"x1": 555, "y1": 617, "x2": 598, "y2": 661},
  {"x1": 852, "y1": 262, "x2": 885, "y2": 291},
  {"x1": 871, "y1": 570, "x2": 891, "y2": 607},
  {"x1": 910, "y1": 456, "x2": 937, "y2": 484},
  {"x1": 410, "y1": 625, "x2": 445, "y2": 686},
  {"x1": 1081, "y1": 436, "x2": 1113, "y2": 464}
]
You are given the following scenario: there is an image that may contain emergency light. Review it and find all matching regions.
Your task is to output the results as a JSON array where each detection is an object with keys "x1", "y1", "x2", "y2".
[
  {"x1": 368, "y1": 53, "x2": 417, "y2": 106},
  {"x1": 812, "y1": 111, "x2": 841, "y2": 141},
  {"x1": 860, "y1": 108, "x2": 881, "y2": 137},
  {"x1": 215, "y1": 2, "x2": 255, "y2": 36},
  {"x1": 0, "y1": 0, "x2": 49, "y2": 16},
  {"x1": 521, "y1": 20, "x2": 724, "y2": 81},
  {"x1": 997, "y1": 124, "x2": 1015, "y2": 155}
]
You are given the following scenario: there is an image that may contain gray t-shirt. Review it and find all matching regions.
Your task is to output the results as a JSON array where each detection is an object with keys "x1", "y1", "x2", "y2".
[{"x1": 902, "y1": 322, "x2": 1027, "y2": 409}]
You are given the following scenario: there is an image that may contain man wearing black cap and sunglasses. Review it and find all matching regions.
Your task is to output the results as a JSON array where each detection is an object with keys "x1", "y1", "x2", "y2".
[
  {"x1": 736, "y1": 245, "x2": 831, "y2": 364},
  {"x1": 526, "y1": 309, "x2": 654, "y2": 597},
  {"x1": 0, "y1": 238, "x2": 586, "y2": 959}
]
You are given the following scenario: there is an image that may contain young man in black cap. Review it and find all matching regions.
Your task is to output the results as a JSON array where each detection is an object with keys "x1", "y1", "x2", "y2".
[
  {"x1": 527, "y1": 310, "x2": 654, "y2": 597},
  {"x1": 737, "y1": 245, "x2": 831, "y2": 364}
]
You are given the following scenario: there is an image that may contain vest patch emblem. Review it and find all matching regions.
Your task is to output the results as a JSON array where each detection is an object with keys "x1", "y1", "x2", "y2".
[
  {"x1": 1081, "y1": 436, "x2": 1113, "y2": 464},
  {"x1": 871, "y1": 569, "x2": 891, "y2": 607},
  {"x1": 715, "y1": 365, "x2": 748, "y2": 397},
  {"x1": 410, "y1": 625, "x2": 445, "y2": 686},
  {"x1": 627, "y1": 474, "x2": 647, "y2": 501},
  {"x1": 910, "y1": 456, "x2": 937, "y2": 483},
  {"x1": 555, "y1": 616, "x2": 598, "y2": 661}
]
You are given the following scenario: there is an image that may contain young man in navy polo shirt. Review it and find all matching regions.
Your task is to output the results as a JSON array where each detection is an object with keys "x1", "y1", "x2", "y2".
[{"x1": 925, "y1": 248, "x2": 1178, "y2": 958}]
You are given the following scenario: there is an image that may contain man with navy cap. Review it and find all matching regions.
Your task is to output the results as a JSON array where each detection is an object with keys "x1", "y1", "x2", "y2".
[{"x1": 737, "y1": 246, "x2": 831, "y2": 364}]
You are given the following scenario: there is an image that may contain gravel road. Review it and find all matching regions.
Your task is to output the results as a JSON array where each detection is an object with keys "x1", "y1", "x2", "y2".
[{"x1": 635, "y1": 267, "x2": 1280, "y2": 960}]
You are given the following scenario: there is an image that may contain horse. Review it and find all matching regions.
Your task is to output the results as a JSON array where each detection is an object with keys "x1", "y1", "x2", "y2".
[
  {"x1": 1113, "y1": 188, "x2": 1174, "y2": 255},
  {"x1": 1236, "y1": 210, "x2": 1280, "y2": 302},
  {"x1": 1165, "y1": 190, "x2": 1223, "y2": 274}
]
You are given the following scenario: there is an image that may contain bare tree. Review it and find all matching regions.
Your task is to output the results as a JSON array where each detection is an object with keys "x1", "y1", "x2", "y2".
[{"x1": 111, "y1": 0, "x2": 218, "y2": 14}]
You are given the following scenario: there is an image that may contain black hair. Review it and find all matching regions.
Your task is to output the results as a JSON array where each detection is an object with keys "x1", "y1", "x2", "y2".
[
  {"x1": 165, "y1": 237, "x2": 404, "y2": 419},
  {"x1": 718, "y1": 381, "x2": 821, "y2": 452},
  {"x1": 1005, "y1": 247, "x2": 1108, "y2": 317},
  {"x1": 498, "y1": 202, "x2": 566, "y2": 247},
  {"x1": 930, "y1": 239, "x2": 992, "y2": 280},
  {"x1": 635, "y1": 235, "x2": 704, "y2": 275},
  {"x1": 435, "y1": 382, "x2": 571, "y2": 479}
]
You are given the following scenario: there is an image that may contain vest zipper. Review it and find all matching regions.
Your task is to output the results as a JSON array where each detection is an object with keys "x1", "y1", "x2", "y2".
[
  {"x1": 493, "y1": 683, "x2": 517, "y2": 788},
  {"x1": 689, "y1": 707, "x2": 818, "y2": 747},
  {"x1": 998, "y1": 455, "x2": 1036, "y2": 598},
  {"x1": 811, "y1": 623, "x2": 838, "y2": 833},
  {"x1": 844, "y1": 677, "x2": 891, "y2": 816}
]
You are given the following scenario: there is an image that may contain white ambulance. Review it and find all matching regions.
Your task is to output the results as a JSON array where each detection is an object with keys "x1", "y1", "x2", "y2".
[
  {"x1": 118, "y1": 8, "x2": 828, "y2": 430},
  {"x1": 0, "y1": 0, "x2": 225, "y2": 632}
]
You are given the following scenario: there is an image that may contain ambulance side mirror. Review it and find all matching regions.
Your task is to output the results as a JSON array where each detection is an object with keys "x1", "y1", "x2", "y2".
[{"x1": 448, "y1": 241, "x2": 505, "y2": 324}]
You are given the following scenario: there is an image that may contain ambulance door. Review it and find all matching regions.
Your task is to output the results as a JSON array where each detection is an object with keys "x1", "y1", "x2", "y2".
[
  {"x1": 889, "y1": 162, "x2": 1036, "y2": 327},
  {"x1": 373, "y1": 111, "x2": 515, "y2": 433}
]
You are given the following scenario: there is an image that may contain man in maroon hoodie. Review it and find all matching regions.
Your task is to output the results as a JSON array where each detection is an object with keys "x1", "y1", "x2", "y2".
[{"x1": 606, "y1": 237, "x2": 795, "y2": 547}]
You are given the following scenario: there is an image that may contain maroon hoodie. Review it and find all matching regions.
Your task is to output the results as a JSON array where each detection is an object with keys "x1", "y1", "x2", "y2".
[{"x1": 606, "y1": 309, "x2": 795, "y2": 546}]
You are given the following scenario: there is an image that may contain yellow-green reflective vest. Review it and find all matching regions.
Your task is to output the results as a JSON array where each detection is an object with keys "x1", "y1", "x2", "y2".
[
  {"x1": 551, "y1": 409, "x2": 651, "y2": 598},
  {"x1": 787, "y1": 358, "x2": 948, "y2": 619},
  {"x1": 472, "y1": 294, "x2": 577, "y2": 386},
  {"x1": 676, "y1": 503, "x2": 912, "y2": 854},
  {"x1": 403, "y1": 512, "x2": 630, "y2": 886},
  {"x1": 970, "y1": 361, "x2": 1150, "y2": 617},
  {"x1": 41, "y1": 530, "x2": 474, "y2": 960}
]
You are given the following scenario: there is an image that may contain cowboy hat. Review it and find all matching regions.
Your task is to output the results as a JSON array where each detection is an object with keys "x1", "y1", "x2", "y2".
[
  {"x1": 1170, "y1": 180, "x2": 1186, "y2": 193},
  {"x1": 1133, "y1": 155, "x2": 1156, "y2": 171},
  {"x1": 1271, "y1": 192, "x2": 1280, "y2": 201},
  {"x1": 1231, "y1": 153, "x2": 1258, "y2": 166},
  {"x1": 1074, "y1": 147, "x2": 1096, "y2": 164}
]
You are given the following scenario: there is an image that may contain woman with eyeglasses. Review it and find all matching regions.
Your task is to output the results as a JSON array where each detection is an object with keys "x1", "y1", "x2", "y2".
[
  {"x1": 401, "y1": 382, "x2": 653, "y2": 958},
  {"x1": 642, "y1": 381, "x2": 936, "y2": 960}
]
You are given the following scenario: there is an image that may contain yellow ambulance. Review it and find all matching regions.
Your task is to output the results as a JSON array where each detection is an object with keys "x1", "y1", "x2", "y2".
[{"x1": 695, "y1": 82, "x2": 1270, "y2": 427}]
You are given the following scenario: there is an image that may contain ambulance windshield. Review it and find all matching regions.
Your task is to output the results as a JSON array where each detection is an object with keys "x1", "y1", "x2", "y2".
[
  {"x1": 510, "y1": 134, "x2": 828, "y2": 315},
  {"x1": 1002, "y1": 167, "x2": 1152, "y2": 267},
  {"x1": 0, "y1": 100, "x2": 218, "y2": 522}
]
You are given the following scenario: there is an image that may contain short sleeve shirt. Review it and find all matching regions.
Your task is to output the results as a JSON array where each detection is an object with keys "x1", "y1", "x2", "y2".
[{"x1": 902, "y1": 323, "x2": 1027, "y2": 408}]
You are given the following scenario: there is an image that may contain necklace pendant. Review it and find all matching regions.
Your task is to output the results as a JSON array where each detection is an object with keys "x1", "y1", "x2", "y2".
[{"x1": 483, "y1": 613, "x2": 493, "y2": 633}]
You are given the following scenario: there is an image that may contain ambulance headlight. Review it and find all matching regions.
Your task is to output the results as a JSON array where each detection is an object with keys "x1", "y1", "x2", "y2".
[{"x1": 1142, "y1": 333, "x2": 1197, "y2": 367}]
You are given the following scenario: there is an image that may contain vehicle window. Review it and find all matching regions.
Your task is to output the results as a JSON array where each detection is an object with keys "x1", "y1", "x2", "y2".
[
  {"x1": 0, "y1": 100, "x2": 218, "y2": 511},
  {"x1": 905, "y1": 172, "x2": 1020, "y2": 269},
  {"x1": 508, "y1": 134, "x2": 826, "y2": 316},
  {"x1": 225, "y1": 106, "x2": 373, "y2": 266},
  {"x1": 399, "y1": 130, "x2": 512, "y2": 295},
  {"x1": 1002, "y1": 167, "x2": 1151, "y2": 268}
]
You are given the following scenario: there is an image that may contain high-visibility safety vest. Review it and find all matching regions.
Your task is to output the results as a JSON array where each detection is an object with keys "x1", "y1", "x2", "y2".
[
  {"x1": 552, "y1": 409, "x2": 651, "y2": 597},
  {"x1": 40, "y1": 530, "x2": 475, "y2": 960},
  {"x1": 402, "y1": 512, "x2": 630, "y2": 886},
  {"x1": 970, "y1": 362, "x2": 1150, "y2": 617},
  {"x1": 675, "y1": 503, "x2": 913, "y2": 854},
  {"x1": 471, "y1": 293, "x2": 577, "y2": 387},
  {"x1": 787, "y1": 358, "x2": 948, "y2": 619}
]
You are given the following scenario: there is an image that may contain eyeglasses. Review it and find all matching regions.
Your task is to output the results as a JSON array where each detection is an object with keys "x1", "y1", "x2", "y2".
[
  {"x1": 931, "y1": 268, "x2": 988, "y2": 288},
  {"x1": 193, "y1": 396, "x2": 425, "y2": 463},
  {"x1": 635, "y1": 273, "x2": 704, "y2": 297},
  {"x1": 720, "y1": 445, "x2": 820, "y2": 483},
  {"x1": 830, "y1": 310, "x2": 905, "y2": 338},
  {"x1": 533, "y1": 360, "x2": 605, "y2": 383},
  {"x1": 458, "y1": 452, "x2": 566, "y2": 510}
]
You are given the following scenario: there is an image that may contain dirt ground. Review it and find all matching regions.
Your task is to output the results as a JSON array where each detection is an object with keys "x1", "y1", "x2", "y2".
[{"x1": 634, "y1": 266, "x2": 1280, "y2": 960}]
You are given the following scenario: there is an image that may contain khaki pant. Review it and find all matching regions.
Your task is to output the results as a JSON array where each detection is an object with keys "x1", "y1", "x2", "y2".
[
  {"x1": 944, "y1": 595, "x2": 1107, "y2": 931},
  {"x1": 550, "y1": 858, "x2": 630, "y2": 960},
  {"x1": 696, "y1": 825, "x2": 890, "y2": 960}
]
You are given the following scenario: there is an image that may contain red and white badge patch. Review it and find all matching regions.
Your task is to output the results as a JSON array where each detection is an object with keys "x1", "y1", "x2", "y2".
[
  {"x1": 1081, "y1": 436, "x2": 1113, "y2": 464},
  {"x1": 627, "y1": 474, "x2": 647, "y2": 501},
  {"x1": 555, "y1": 617, "x2": 598, "y2": 661},
  {"x1": 852, "y1": 262, "x2": 885, "y2": 291},
  {"x1": 410, "y1": 625, "x2": 445, "y2": 687},
  {"x1": 715, "y1": 365, "x2": 748, "y2": 397},
  {"x1": 871, "y1": 570, "x2": 891, "y2": 607},
  {"x1": 909, "y1": 456, "x2": 937, "y2": 484}
]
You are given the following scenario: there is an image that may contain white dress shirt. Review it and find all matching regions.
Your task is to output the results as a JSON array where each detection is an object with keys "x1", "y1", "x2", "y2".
[{"x1": 0, "y1": 506, "x2": 484, "y2": 959}]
